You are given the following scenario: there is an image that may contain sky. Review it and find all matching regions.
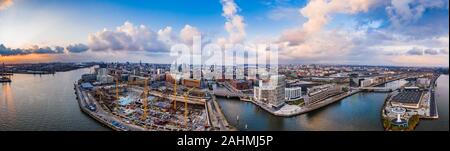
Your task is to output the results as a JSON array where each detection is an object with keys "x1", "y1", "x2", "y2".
[{"x1": 0, "y1": 0, "x2": 449, "y2": 67}]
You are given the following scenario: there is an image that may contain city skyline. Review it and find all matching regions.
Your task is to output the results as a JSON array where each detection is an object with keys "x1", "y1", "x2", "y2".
[{"x1": 0, "y1": 0, "x2": 449, "y2": 67}]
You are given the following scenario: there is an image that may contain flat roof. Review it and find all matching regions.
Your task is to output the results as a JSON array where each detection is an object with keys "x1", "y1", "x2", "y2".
[
  {"x1": 391, "y1": 90, "x2": 422, "y2": 104},
  {"x1": 81, "y1": 82, "x2": 94, "y2": 88}
]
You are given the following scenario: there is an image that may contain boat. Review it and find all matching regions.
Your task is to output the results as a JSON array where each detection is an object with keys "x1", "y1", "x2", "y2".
[
  {"x1": 0, "y1": 76, "x2": 11, "y2": 83},
  {"x1": 1, "y1": 63, "x2": 12, "y2": 82},
  {"x1": 0, "y1": 73, "x2": 13, "y2": 76}
]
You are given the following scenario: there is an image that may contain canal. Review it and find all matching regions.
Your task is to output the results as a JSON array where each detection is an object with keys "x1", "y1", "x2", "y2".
[{"x1": 218, "y1": 76, "x2": 449, "y2": 131}]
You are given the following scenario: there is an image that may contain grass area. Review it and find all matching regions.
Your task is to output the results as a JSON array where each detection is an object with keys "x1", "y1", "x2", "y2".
[
  {"x1": 286, "y1": 98, "x2": 305, "y2": 106},
  {"x1": 383, "y1": 115, "x2": 420, "y2": 131}
]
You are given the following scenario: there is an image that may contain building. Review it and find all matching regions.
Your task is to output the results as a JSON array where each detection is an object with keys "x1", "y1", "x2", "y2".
[
  {"x1": 80, "y1": 82, "x2": 94, "y2": 90},
  {"x1": 417, "y1": 78, "x2": 431, "y2": 87},
  {"x1": 96, "y1": 67, "x2": 114, "y2": 84},
  {"x1": 390, "y1": 87, "x2": 424, "y2": 109},
  {"x1": 254, "y1": 75, "x2": 286, "y2": 108},
  {"x1": 81, "y1": 74, "x2": 97, "y2": 83},
  {"x1": 349, "y1": 73, "x2": 360, "y2": 87},
  {"x1": 183, "y1": 79, "x2": 203, "y2": 89},
  {"x1": 360, "y1": 78, "x2": 374, "y2": 87},
  {"x1": 305, "y1": 84, "x2": 342, "y2": 106},
  {"x1": 285, "y1": 86, "x2": 302, "y2": 101},
  {"x1": 165, "y1": 73, "x2": 181, "y2": 84},
  {"x1": 229, "y1": 79, "x2": 250, "y2": 90}
]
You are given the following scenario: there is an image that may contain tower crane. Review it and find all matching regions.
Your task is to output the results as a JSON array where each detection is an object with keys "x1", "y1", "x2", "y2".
[
  {"x1": 183, "y1": 87, "x2": 195, "y2": 128},
  {"x1": 141, "y1": 78, "x2": 149, "y2": 122},
  {"x1": 173, "y1": 79, "x2": 177, "y2": 111}
]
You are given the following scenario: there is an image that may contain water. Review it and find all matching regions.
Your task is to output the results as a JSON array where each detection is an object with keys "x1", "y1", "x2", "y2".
[
  {"x1": 0, "y1": 68, "x2": 108, "y2": 131},
  {"x1": 416, "y1": 75, "x2": 449, "y2": 131},
  {"x1": 218, "y1": 76, "x2": 449, "y2": 131}
]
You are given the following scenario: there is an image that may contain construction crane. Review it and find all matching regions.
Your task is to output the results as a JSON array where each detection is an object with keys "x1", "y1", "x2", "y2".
[
  {"x1": 183, "y1": 87, "x2": 195, "y2": 128},
  {"x1": 141, "y1": 78, "x2": 149, "y2": 122},
  {"x1": 115, "y1": 76, "x2": 119, "y2": 112},
  {"x1": 173, "y1": 79, "x2": 177, "y2": 111}
]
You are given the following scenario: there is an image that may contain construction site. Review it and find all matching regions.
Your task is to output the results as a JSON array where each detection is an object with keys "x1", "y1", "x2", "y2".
[{"x1": 78, "y1": 76, "x2": 212, "y2": 131}]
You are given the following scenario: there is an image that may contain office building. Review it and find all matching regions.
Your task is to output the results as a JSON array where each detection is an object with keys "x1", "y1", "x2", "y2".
[{"x1": 254, "y1": 75, "x2": 286, "y2": 108}]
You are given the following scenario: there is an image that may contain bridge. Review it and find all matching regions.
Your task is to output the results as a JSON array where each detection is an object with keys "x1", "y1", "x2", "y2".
[
  {"x1": 358, "y1": 87, "x2": 394, "y2": 92},
  {"x1": 214, "y1": 82, "x2": 249, "y2": 100}
]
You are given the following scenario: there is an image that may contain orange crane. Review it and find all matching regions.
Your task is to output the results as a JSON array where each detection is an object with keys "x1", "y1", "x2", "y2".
[
  {"x1": 183, "y1": 87, "x2": 195, "y2": 128},
  {"x1": 173, "y1": 79, "x2": 177, "y2": 111},
  {"x1": 141, "y1": 78, "x2": 149, "y2": 122},
  {"x1": 115, "y1": 76, "x2": 119, "y2": 111}
]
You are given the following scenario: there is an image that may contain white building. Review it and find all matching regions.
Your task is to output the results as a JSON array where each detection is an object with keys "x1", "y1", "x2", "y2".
[
  {"x1": 360, "y1": 78, "x2": 374, "y2": 87},
  {"x1": 254, "y1": 75, "x2": 286, "y2": 108},
  {"x1": 305, "y1": 84, "x2": 342, "y2": 106},
  {"x1": 96, "y1": 67, "x2": 114, "y2": 84},
  {"x1": 417, "y1": 78, "x2": 430, "y2": 87},
  {"x1": 285, "y1": 87, "x2": 302, "y2": 101}
]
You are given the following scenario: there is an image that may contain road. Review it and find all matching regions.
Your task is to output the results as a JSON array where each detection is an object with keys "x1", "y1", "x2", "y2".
[{"x1": 75, "y1": 84, "x2": 145, "y2": 131}]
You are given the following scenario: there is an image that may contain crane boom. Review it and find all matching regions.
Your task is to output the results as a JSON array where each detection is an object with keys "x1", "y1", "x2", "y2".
[{"x1": 184, "y1": 87, "x2": 195, "y2": 128}]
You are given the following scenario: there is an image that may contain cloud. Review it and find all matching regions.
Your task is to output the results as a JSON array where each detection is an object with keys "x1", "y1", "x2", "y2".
[
  {"x1": 280, "y1": 0, "x2": 378, "y2": 43},
  {"x1": 271, "y1": 0, "x2": 448, "y2": 66},
  {"x1": 0, "y1": 0, "x2": 13, "y2": 11},
  {"x1": 440, "y1": 48, "x2": 449, "y2": 55},
  {"x1": 300, "y1": 0, "x2": 377, "y2": 35},
  {"x1": 424, "y1": 49, "x2": 439, "y2": 55},
  {"x1": 0, "y1": 44, "x2": 64, "y2": 56},
  {"x1": 406, "y1": 47, "x2": 424, "y2": 55},
  {"x1": 386, "y1": 0, "x2": 448, "y2": 27},
  {"x1": 88, "y1": 21, "x2": 169, "y2": 52},
  {"x1": 220, "y1": 0, "x2": 246, "y2": 44},
  {"x1": 276, "y1": 0, "x2": 379, "y2": 61},
  {"x1": 54, "y1": 46, "x2": 65, "y2": 53},
  {"x1": 179, "y1": 25, "x2": 202, "y2": 44},
  {"x1": 66, "y1": 43, "x2": 89, "y2": 53},
  {"x1": 88, "y1": 21, "x2": 204, "y2": 52}
]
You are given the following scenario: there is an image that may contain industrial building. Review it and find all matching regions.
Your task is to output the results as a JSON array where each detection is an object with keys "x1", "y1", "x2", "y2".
[{"x1": 390, "y1": 87, "x2": 424, "y2": 109}]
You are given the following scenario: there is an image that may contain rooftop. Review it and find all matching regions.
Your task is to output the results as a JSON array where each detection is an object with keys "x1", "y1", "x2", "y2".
[{"x1": 391, "y1": 90, "x2": 422, "y2": 104}]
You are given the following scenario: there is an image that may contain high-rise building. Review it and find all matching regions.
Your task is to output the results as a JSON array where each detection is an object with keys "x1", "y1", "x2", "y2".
[{"x1": 254, "y1": 75, "x2": 286, "y2": 108}]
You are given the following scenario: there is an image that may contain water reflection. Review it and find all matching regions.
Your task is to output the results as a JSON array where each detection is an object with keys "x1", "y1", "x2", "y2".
[
  {"x1": 1, "y1": 83, "x2": 16, "y2": 121},
  {"x1": 218, "y1": 77, "x2": 448, "y2": 131},
  {"x1": 0, "y1": 68, "x2": 108, "y2": 131}
]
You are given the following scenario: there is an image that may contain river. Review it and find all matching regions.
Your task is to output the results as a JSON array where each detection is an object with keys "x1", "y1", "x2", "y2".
[
  {"x1": 0, "y1": 67, "x2": 108, "y2": 131},
  {"x1": 217, "y1": 76, "x2": 449, "y2": 131}
]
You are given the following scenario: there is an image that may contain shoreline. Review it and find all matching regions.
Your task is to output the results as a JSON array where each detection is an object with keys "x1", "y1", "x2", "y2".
[
  {"x1": 75, "y1": 83, "x2": 235, "y2": 131},
  {"x1": 74, "y1": 83, "x2": 125, "y2": 131},
  {"x1": 380, "y1": 74, "x2": 441, "y2": 131},
  {"x1": 238, "y1": 90, "x2": 361, "y2": 117}
]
